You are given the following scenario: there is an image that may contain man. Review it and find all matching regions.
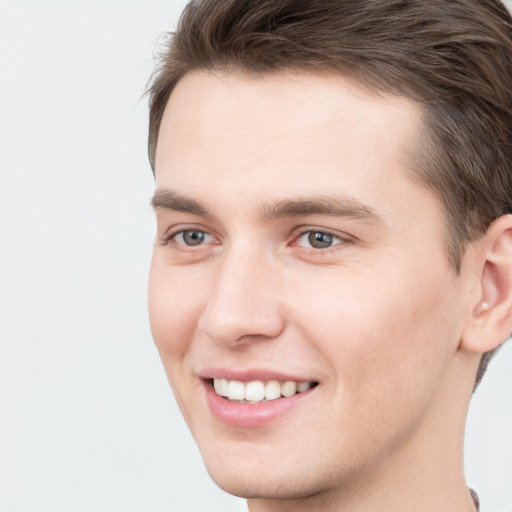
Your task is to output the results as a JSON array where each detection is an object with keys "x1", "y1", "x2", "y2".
[{"x1": 146, "y1": 1, "x2": 512, "y2": 510}]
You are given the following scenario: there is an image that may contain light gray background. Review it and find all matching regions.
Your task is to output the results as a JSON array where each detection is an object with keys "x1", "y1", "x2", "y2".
[{"x1": 0, "y1": 1, "x2": 511, "y2": 511}]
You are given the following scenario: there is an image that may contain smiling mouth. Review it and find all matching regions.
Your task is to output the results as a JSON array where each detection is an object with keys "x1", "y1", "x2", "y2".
[{"x1": 210, "y1": 378, "x2": 319, "y2": 404}]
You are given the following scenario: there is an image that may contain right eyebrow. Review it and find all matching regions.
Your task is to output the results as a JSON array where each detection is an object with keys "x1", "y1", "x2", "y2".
[
  {"x1": 261, "y1": 195, "x2": 384, "y2": 225},
  {"x1": 150, "y1": 188, "x2": 208, "y2": 216}
]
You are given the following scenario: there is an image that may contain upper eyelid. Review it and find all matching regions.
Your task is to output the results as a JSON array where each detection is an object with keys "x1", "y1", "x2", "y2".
[
  {"x1": 295, "y1": 227, "x2": 341, "y2": 236},
  {"x1": 296, "y1": 230, "x2": 343, "y2": 240},
  {"x1": 162, "y1": 224, "x2": 215, "y2": 239},
  {"x1": 158, "y1": 224, "x2": 354, "y2": 246},
  {"x1": 158, "y1": 229, "x2": 218, "y2": 252},
  {"x1": 175, "y1": 229, "x2": 213, "y2": 238},
  {"x1": 293, "y1": 230, "x2": 344, "y2": 249},
  {"x1": 292, "y1": 226, "x2": 354, "y2": 241}
]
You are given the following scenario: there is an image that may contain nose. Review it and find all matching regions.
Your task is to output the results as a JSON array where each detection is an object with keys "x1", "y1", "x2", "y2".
[{"x1": 197, "y1": 245, "x2": 286, "y2": 347}]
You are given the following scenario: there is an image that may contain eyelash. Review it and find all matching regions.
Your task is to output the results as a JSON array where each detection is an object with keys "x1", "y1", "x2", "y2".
[
  {"x1": 160, "y1": 226, "x2": 216, "y2": 250},
  {"x1": 161, "y1": 226, "x2": 350, "y2": 254},
  {"x1": 293, "y1": 228, "x2": 347, "y2": 253}
]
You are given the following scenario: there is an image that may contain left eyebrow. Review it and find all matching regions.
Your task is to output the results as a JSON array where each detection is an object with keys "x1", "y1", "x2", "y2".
[
  {"x1": 151, "y1": 188, "x2": 209, "y2": 216},
  {"x1": 261, "y1": 195, "x2": 385, "y2": 225}
]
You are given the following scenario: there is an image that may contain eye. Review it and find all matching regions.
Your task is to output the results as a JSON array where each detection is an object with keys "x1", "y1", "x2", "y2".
[
  {"x1": 296, "y1": 230, "x2": 343, "y2": 249},
  {"x1": 173, "y1": 229, "x2": 214, "y2": 246}
]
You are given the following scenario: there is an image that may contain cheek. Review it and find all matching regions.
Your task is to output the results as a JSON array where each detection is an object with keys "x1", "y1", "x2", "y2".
[
  {"x1": 148, "y1": 256, "x2": 205, "y2": 362},
  {"x1": 292, "y1": 263, "x2": 462, "y2": 413}
]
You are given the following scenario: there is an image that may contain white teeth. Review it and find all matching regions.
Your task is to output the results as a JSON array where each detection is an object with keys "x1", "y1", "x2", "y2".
[
  {"x1": 265, "y1": 380, "x2": 281, "y2": 401},
  {"x1": 227, "y1": 380, "x2": 245, "y2": 401},
  {"x1": 297, "y1": 381, "x2": 311, "y2": 393},
  {"x1": 214, "y1": 378, "x2": 229, "y2": 396},
  {"x1": 219, "y1": 378, "x2": 229, "y2": 396},
  {"x1": 281, "y1": 381, "x2": 297, "y2": 397},
  {"x1": 213, "y1": 378, "x2": 222, "y2": 395},
  {"x1": 245, "y1": 381, "x2": 265, "y2": 401},
  {"x1": 212, "y1": 378, "x2": 314, "y2": 403}
]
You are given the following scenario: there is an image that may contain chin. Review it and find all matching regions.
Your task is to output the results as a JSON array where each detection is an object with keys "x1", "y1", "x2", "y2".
[
  {"x1": 201, "y1": 451, "x2": 342, "y2": 501},
  {"x1": 209, "y1": 470, "x2": 325, "y2": 500}
]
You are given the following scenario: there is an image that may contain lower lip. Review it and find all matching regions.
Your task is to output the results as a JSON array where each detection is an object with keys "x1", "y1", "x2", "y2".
[{"x1": 204, "y1": 381, "x2": 315, "y2": 428}]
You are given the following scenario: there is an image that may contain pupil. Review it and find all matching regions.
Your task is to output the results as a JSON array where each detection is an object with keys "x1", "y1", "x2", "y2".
[
  {"x1": 183, "y1": 230, "x2": 205, "y2": 246},
  {"x1": 308, "y1": 231, "x2": 333, "y2": 249}
]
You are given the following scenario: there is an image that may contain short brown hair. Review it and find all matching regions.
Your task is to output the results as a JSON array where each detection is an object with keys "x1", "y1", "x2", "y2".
[{"x1": 147, "y1": 0, "x2": 512, "y2": 386}]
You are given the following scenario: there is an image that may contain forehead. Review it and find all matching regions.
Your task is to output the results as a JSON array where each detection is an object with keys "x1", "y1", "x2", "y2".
[{"x1": 154, "y1": 69, "x2": 426, "y2": 216}]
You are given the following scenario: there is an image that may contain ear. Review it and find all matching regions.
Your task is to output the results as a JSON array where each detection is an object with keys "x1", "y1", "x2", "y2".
[{"x1": 461, "y1": 214, "x2": 512, "y2": 354}]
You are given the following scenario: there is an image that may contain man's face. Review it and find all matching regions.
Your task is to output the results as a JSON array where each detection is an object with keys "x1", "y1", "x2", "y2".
[{"x1": 149, "y1": 70, "x2": 468, "y2": 500}]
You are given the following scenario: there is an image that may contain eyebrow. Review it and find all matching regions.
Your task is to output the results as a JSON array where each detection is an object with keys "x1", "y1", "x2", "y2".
[
  {"x1": 262, "y1": 196, "x2": 384, "y2": 224},
  {"x1": 151, "y1": 188, "x2": 208, "y2": 216},
  {"x1": 151, "y1": 188, "x2": 384, "y2": 225}
]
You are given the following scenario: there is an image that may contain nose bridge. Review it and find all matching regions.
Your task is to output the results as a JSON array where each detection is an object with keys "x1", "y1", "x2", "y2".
[{"x1": 198, "y1": 240, "x2": 285, "y2": 345}]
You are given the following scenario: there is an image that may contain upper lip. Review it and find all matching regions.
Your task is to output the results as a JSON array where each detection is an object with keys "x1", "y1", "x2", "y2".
[{"x1": 198, "y1": 367, "x2": 318, "y2": 383}]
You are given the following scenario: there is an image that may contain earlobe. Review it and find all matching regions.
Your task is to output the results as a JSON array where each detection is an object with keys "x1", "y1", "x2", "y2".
[{"x1": 461, "y1": 215, "x2": 512, "y2": 354}]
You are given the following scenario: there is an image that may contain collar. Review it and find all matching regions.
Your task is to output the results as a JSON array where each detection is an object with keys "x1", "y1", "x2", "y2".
[{"x1": 470, "y1": 489, "x2": 480, "y2": 511}]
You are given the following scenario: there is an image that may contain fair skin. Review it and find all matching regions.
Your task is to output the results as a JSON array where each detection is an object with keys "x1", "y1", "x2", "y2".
[{"x1": 149, "y1": 69, "x2": 512, "y2": 512}]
